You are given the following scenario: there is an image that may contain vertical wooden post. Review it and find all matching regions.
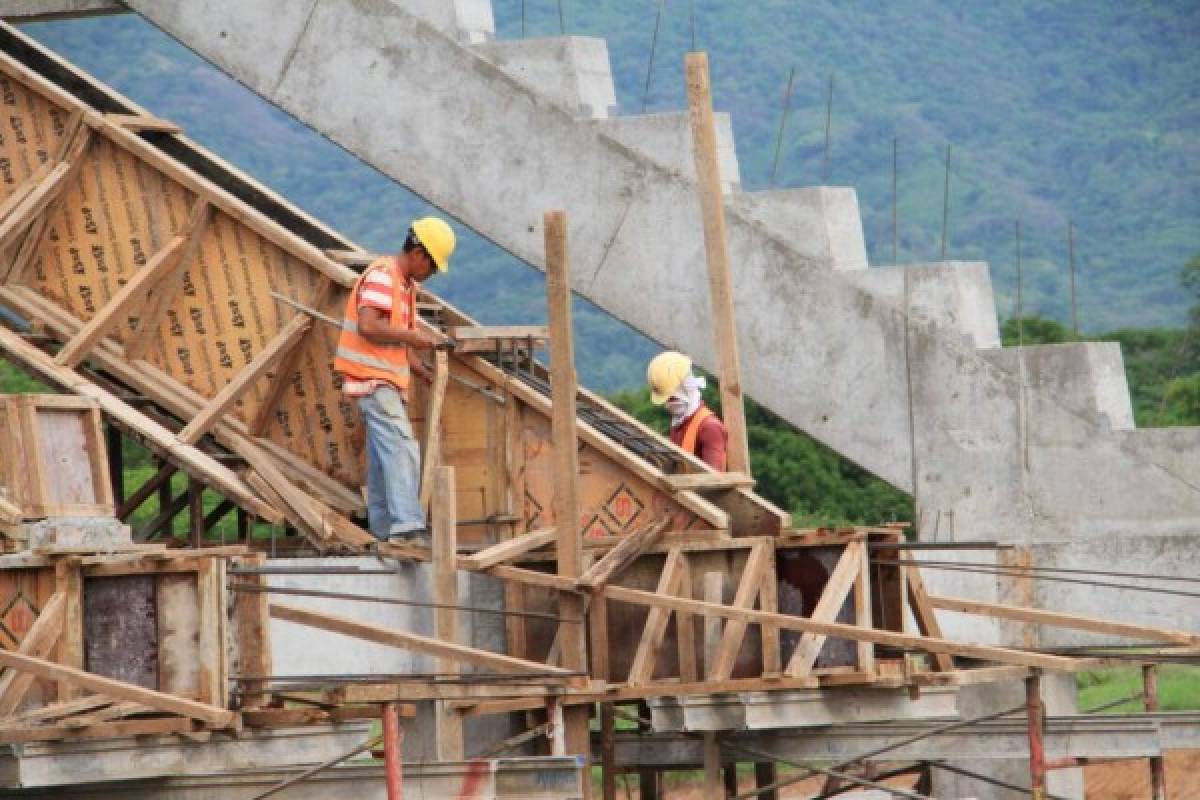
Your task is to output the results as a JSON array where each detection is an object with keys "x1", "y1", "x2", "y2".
[
  {"x1": 702, "y1": 572, "x2": 725, "y2": 800},
  {"x1": 53, "y1": 557, "x2": 83, "y2": 701},
  {"x1": 590, "y1": 596, "x2": 616, "y2": 800},
  {"x1": 383, "y1": 701, "x2": 404, "y2": 800},
  {"x1": 1143, "y1": 664, "x2": 1167, "y2": 800},
  {"x1": 543, "y1": 209, "x2": 591, "y2": 791},
  {"x1": 432, "y1": 465, "x2": 464, "y2": 760},
  {"x1": 722, "y1": 764, "x2": 738, "y2": 798},
  {"x1": 853, "y1": 540, "x2": 875, "y2": 675},
  {"x1": 703, "y1": 733, "x2": 723, "y2": 800},
  {"x1": 685, "y1": 51, "x2": 751, "y2": 477},
  {"x1": 1025, "y1": 673, "x2": 1046, "y2": 800},
  {"x1": 188, "y1": 476, "x2": 205, "y2": 547},
  {"x1": 753, "y1": 763, "x2": 778, "y2": 800}
]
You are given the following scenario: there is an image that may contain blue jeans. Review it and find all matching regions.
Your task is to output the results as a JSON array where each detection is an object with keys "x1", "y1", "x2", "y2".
[{"x1": 358, "y1": 385, "x2": 424, "y2": 540}]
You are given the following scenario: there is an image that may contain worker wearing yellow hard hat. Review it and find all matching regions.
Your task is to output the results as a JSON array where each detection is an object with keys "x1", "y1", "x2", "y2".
[
  {"x1": 647, "y1": 351, "x2": 729, "y2": 471},
  {"x1": 334, "y1": 216, "x2": 456, "y2": 546}
]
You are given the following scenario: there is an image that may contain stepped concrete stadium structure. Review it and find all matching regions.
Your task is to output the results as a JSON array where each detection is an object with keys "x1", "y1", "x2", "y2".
[{"x1": 0, "y1": 2, "x2": 1197, "y2": 798}]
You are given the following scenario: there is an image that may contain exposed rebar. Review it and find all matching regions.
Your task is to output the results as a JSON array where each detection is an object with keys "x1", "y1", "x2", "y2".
[{"x1": 768, "y1": 66, "x2": 796, "y2": 189}]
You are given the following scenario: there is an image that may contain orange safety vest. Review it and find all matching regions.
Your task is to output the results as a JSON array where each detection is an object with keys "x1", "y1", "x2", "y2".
[
  {"x1": 677, "y1": 406, "x2": 715, "y2": 455},
  {"x1": 333, "y1": 257, "x2": 416, "y2": 391}
]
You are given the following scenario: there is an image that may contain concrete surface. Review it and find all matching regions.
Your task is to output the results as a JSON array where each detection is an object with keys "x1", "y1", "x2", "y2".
[
  {"x1": 0, "y1": 0, "x2": 120, "y2": 20},
  {"x1": 474, "y1": 37, "x2": 616, "y2": 119}
]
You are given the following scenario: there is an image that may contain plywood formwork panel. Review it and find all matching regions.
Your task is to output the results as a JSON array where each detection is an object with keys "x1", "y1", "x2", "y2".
[
  {"x1": 0, "y1": 566, "x2": 57, "y2": 708},
  {"x1": 0, "y1": 72, "x2": 65, "y2": 187}
]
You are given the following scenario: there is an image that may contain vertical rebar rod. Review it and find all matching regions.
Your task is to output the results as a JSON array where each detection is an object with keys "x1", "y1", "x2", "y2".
[
  {"x1": 892, "y1": 137, "x2": 899, "y2": 264},
  {"x1": 521, "y1": 0, "x2": 526, "y2": 37},
  {"x1": 1016, "y1": 220, "x2": 1024, "y2": 346},
  {"x1": 641, "y1": 0, "x2": 667, "y2": 112},
  {"x1": 940, "y1": 144, "x2": 951, "y2": 260},
  {"x1": 1143, "y1": 664, "x2": 1167, "y2": 800},
  {"x1": 768, "y1": 66, "x2": 796, "y2": 189},
  {"x1": 557, "y1": 0, "x2": 565, "y2": 34},
  {"x1": 1068, "y1": 220, "x2": 1078, "y2": 338},
  {"x1": 822, "y1": 73, "x2": 834, "y2": 181},
  {"x1": 689, "y1": 0, "x2": 696, "y2": 50}
]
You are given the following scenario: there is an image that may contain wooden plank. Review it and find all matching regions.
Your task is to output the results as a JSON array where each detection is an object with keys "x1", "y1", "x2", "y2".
[
  {"x1": 0, "y1": 160, "x2": 52, "y2": 231},
  {"x1": 904, "y1": 555, "x2": 955, "y2": 672},
  {"x1": 853, "y1": 540, "x2": 876, "y2": 674},
  {"x1": 104, "y1": 113, "x2": 181, "y2": 134},
  {"x1": 490, "y1": 565, "x2": 1083, "y2": 672},
  {"x1": 758, "y1": 546, "x2": 781, "y2": 676},
  {"x1": 708, "y1": 541, "x2": 772, "y2": 680},
  {"x1": 0, "y1": 592, "x2": 65, "y2": 716},
  {"x1": 660, "y1": 473, "x2": 755, "y2": 492},
  {"x1": 1, "y1": 694, "x2": 110, "y2": 727},
  {"x1": 0, "y1": 324, "x2": 282, "y2": 522},
  {"x1": 124, "y1": 200, "x2": 212, "y2": 361},
  {"x1": 451, "y1": 326, "x2": 549, "y2": 342},
  {"x1": 53, "y1": 235, "x2": 188, "y2": 367},
  {"x1": 157, "y1": 571, "x2": 201, "y2": 700},
  {"x1": 269, "y1": 602, "x2": 572, "y2": 675},
  {"x1": 247, "y1": 276, "x2": 333, "y2": 436},
  {"x1": 431, "y1": 465, "x2": 463, "y2": 761},
  {"x1": 459, "y1": 528, "x2": 556, "y2": 571},
  {"x1": 62, "y1": 700, "x2": 151, "y2": 729},
  {"x1": 927, "y1": 594, "x2": 1200, "y2": 646},
  {"x1": 0, "y1": 162, "x2": 71, "y2": 253},
  {"x1": 418, "y1": 349, "x2": 450, "y2": 512},
  {"x1": 685, "y1": 52, "x2": 750, "y2": 475},
  {"x1": 55, "y1": 559, "x2": 84, "y2": 702},
  {"x1": 576, "y1": 518, "x2": 667, "y2": 593},
  {"x1": 0, "y1": 650, "x2": 235, "y2": 727},
  {"x1": 543, "y1": 209, "x2": 590, "y2": 777},
  {"x1": 177, "y1": 312, "x2": 313, "y2": 444},
  {"x1": 0, "y1": 716, "x2": 194, "y2": 744},
  {"x1": 675, "y1": 556, "x2": 699, "y2": 682},
  {"x1": 232, "y1": 554, "x2": 272, "y2": 710},
  {"x1": 626, "y1": 547, "x2": 686, "y2": 686},
  {"x1": 785, "y1": 541, "x2": 864, "y2": 677}
]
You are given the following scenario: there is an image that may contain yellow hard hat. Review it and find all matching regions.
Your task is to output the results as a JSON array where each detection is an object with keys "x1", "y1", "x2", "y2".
[
  {"x1": 411, "y1": 216, "x2": 456, "y2": 272},
  {"x1": 647, "y1": 351, "x2": 693, "y2": 405}
]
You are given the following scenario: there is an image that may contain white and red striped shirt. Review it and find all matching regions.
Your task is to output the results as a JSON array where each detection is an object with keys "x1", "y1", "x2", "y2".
[{"x1": 341, "y1": 262, "x2": 416, "y2": 398}]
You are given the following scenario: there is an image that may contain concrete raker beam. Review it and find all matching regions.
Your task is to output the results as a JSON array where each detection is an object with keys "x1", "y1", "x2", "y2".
[
  {"x1": 0, "y1": 0, "x2": 121, "y2": 21},
  {"x1": 119, "y1": 0, "x2": 1199, "y2": 520}
]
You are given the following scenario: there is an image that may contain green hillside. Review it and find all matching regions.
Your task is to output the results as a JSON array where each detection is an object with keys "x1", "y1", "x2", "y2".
[{"x1": 19, "y1": 2, "x2": 1199, "y2": 391}]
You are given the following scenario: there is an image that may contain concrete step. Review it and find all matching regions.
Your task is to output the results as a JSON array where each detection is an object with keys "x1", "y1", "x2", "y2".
[
  {"x1": 846, "y1": 262, "x2": 1000, "y2": 348},
  {"x1": 600, "y1": 111, "x2": 741, "y2": 192},
  {"x1": 729, "y1": 188, "x2": 868, "y2": 270},
  {"x1": 403, "y1": 0, "x2": 495, "y2": 43},
  {"x1": 473, "y1": 36, "x2": 616, "y2": 119},
  {"x1": 979, "y1": 342, "x2": 1135, "y2": 432}
]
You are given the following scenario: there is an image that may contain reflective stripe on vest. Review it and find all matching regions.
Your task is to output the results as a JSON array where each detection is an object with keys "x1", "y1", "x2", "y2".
[
  {"x1": 679, "y1": 406, "x2": 715, "y2": 455},
  {"x1": 333, "y1": 257, "x2": 416, "y2": 390}
]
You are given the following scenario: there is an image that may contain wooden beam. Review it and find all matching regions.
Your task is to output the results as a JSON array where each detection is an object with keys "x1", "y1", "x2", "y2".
[
  {"x1": 233, "y1": 554, "x2": 272, "y2": 710},
  {"x1": 708, "y1": 540, "x2": 773, "y2": 680},
  {"x1": 904, "y1": 555, "x2": 955, "y2": 672},
  {"x1": 491, "y1": 565, "x2": 1083, "y2": 672},
  {"x1": 0, "y1": 716, "x2": 195, "y2": 744},
  {"x1": 123, "y1": 200, "x2": 212, "y2": 361},
  {"x1": 54, "y1": 235, "x2": 188, "y2": 367},
  {"x1": 0, "y1": 162, "x2": 69, "y2": 254},
  {"x1": 0, "y1": 592, "x2": 65, "y2": 715},
  {"x1": 786, "y1": 541, "x2": 864, "y2": 677},
  {"x1": 459, "y1": 528, "x2": 557, "y2": 571},
  {"x1": 0, "y1": 650, "x2": 235, "y2": 727},
  {"x1": 431, "y1": 465, "x2": 464, "y2": 761},
  {"x1": 248, "y1": 277, "x2": 333, "y2": 436},
  {"x1": 1, "y1": 694, "x2": 111, "y2": 727},
  {"x1": 927, "y1": 594, "x2": 1200, "y2": 647},
  {"x1": 758, "y1": 547, "x2": 781, "y2": 676},
  {"x1": 543, "y1": 209, "x2": 590, "y2": 784},
  {"x1": 576, "y1": 518, "x2": 668, "y2": 593},
  {"x1": 104, "y1": 112, "x2": 181, "y2": 134},
  {"x1": 177, "y1": 313, "x2": 313, "y2": 444},
  {"x1": 626, "y1": 547, "x2": 686, "y2": 686},
  {"x1": 853, "y1": 539, "x2": 876, "y2": 674},
  {"x1": 269, "y1": 602, "x2": 572, "y2": 675},
  {"x1": 684, "y1": 52, "x2": 750, "y2": 476},
  {"x1": 418, "y1": 349, "x2": 450, "y2": 512},
  {"x1": 675, "y1": 556, "x2": 699, "y2": 681},
  {"x1": 451, "y1": 325, "x2": 549, "y2": 342},
  {"x1": 660, "y1": 472, "x2": 755, "y2": 493}
]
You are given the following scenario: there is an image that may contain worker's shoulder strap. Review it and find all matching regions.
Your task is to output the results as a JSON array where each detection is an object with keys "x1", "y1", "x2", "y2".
[{"x1": 679, "y1": 406, "x2": 715, "y2": 455}]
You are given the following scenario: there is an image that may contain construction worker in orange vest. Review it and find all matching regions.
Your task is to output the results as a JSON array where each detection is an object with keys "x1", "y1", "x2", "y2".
[
  {"x1": 648, "y1": 351, "x2": 729, "y2": 471},
  {"x1": 334, "y1": 217, "x2": 456, "y2": 545}
]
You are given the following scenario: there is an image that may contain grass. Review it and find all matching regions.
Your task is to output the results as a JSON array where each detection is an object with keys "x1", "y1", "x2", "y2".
[{"x1": 1078, "y1": 664, "x2": 1200, "y2": 713}]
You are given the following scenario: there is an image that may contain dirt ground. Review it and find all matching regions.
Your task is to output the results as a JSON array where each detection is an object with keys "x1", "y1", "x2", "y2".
[{"x1": 619, "y1": 750, "x2": 1199, "y2": 798}]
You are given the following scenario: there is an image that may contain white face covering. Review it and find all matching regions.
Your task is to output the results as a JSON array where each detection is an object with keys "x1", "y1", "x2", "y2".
[{"x1": 666, "y1": 373, "x2": 706, "y2": 428}]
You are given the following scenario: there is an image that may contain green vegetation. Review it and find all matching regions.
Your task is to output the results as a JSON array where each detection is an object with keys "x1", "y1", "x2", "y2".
[{"x1": 1078, "y1": 665, "x2": 1200, "y2": 713}]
